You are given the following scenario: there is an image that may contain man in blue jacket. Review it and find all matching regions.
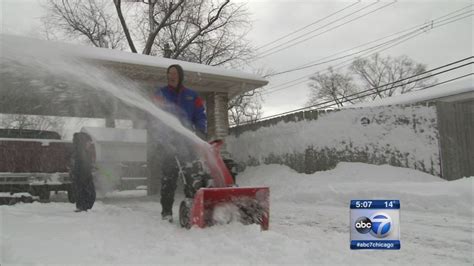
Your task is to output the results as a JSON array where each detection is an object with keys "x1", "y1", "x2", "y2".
[{"x1": 151, "y1": 64, "x2": 207, "y2": 222}]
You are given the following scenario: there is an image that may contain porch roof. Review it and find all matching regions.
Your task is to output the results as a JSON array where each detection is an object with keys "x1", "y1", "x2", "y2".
[{"x1": 0, "y1": 34, "x2": 268, "y2": 119}]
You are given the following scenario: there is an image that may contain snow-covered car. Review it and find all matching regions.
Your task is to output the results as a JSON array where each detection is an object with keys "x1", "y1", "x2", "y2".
[{"x1": 0, "y1": 129, "x2": 75, "y2": 202}]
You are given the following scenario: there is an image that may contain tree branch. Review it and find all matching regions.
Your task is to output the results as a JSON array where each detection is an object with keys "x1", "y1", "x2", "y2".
[
  {"x1": 142, "y1": 0, "x2": 185, "y2": 55},
  {"x1": 113, "y1": 0, "x2": 137, "y2": 53},
  {"x1": 172, "y1": 0, "x2": 230, "y2": 58}
]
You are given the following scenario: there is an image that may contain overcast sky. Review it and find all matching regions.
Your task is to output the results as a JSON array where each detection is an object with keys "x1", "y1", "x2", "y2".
[
  {"x1": 245, "y1": 0, "x2": 473, "y2": 116},
  {"x1": 1, "y1": 0, "x2": 473, "y2": 118}
]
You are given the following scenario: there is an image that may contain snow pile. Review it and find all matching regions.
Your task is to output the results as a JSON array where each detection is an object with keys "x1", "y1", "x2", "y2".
[
  {"x1": 1, "y1": 162, "x2": 472, "y2": 265},
  {"x1": 238, "y1": 162, "x2": 472, "y2": 215},
  {"x1": 227, "y1": 105, "x2": 440, "y2": 175}
]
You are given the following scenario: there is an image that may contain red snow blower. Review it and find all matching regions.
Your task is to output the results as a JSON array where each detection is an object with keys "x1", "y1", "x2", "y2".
[{"x1": 178, "y1": 140, "x2": 269, "y2": 230}]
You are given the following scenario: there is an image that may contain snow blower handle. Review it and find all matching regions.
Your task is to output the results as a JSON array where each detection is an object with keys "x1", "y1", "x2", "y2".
[{"x1": 175, "y1": 156, "x2": 187, "y2": 186}]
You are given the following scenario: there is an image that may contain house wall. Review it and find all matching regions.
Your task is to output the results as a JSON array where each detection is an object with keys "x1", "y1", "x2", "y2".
[{"x1": 226, "y1": 104, "x2": 441, "y2": 177}]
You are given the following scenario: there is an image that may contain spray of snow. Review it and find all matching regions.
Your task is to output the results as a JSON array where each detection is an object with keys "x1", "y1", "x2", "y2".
[
  {"x1": 1, "y1": 34, "x2": 201, "y2": 144},
  {"x1": 212, "y1": 203, "x2": 242, "y2": 225},
  {"x1": 0, "y1": 34, "x2": 230, "y2": 187}
]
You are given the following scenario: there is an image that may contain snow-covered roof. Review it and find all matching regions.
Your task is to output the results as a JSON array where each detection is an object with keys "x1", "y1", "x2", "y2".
[
  {"x1": 81, "y1": 127, "x2": 146, "y2": 144},
  {"x1": 0, "y1": 34, "x2": 268, "y2": 119},
  {"x1": 346, "y1": 78, "x2": 473, "y2": 108},
  {"x1": 1, "y1": 34, "x2": 268, "y2": 97}
]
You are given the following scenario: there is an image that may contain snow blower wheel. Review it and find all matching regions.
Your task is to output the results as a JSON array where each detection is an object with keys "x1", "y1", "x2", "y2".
[{"x1": 179, "y1": 198, "x2": 193, "y2": 229}]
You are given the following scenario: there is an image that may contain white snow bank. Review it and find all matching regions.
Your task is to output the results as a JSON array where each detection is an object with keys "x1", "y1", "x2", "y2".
[{"x1": 238, "y1": 162, "x2": 472, "y2": 216}]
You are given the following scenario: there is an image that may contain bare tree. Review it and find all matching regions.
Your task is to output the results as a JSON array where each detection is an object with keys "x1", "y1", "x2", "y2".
[
  {"x1": 153, "y1": 1, "x2": 253, "y2": 66},
  {"x1": 350, "y1": 53, "x2": 435, "y2": 100},
  {"x1": 384, "y1": 55, "x2": 435, "y2": 95},
  {"x1": 228, "y1": 66, "x2": 275, "y2": 126},
  {"x1": 42, "y1": 0, "x2": 125, "y2": 49},
  {"x1": 110, "y1": 0, "x2": 252, "y2": 64},
  {"x1": 228, "y1": 91, "x2": 263, "y2": 126},
  {"x1": 306, "y1": 67, "x2": 359, "y2": 108},
  {"x1": 42, "y1": 0, "x2": 257, "y2": 125}
]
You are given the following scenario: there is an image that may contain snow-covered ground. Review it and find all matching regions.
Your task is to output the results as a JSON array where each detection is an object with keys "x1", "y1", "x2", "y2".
[{"x1": 1, "y1": 162, "x2": 472, "y2": 265}]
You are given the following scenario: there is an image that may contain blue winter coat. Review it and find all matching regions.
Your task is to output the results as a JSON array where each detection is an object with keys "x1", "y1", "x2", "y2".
[{"x1": 154, "y1": 85, "x2": 207, "y2": 134}]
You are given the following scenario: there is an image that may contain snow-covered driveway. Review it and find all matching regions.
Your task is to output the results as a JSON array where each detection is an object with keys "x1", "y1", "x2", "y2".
[{"x1": 1, "y1": 163, "x2": 472, "y2": 265}]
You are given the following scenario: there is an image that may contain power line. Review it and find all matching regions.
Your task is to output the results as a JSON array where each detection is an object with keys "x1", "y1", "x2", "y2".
[
  {"x1": 414, "y1": 73, "x2": 473, "y2": 92},
  {"x1": 252, "y1": 71, "x2": 472, "y2": 126},
  {"x1": 234, "y1": 73, "x2": 474, "y2": 126},
  {"x1": 265, "y1": 30, "x2": 419, "y2": 77},
  {"x1": 255, "y1": 1, "x2": 361, "y2": 51},
  {"x1": 264, "y1": 8, "x2": 473, "y2": 78},
  {"x1": 261, "y1": 4, "x2": 473, "y2": 88},
  {"x1": 264, "y1": 38, "x2": 473, "y2": 97},
  {"x1": 255, "y1": 1, "x2": 381, "y2": 58},
  {"x1": 317, "y1": 63, "x2": 473, "y2": 109},
  {"x1": 255, "y1": 1, "x2": 375, "y2": 55},
  {"x1": 247, "y1": 57, "x2": 473, "y2": 123},
  {"x1": 261, "y1": 29, "x2": 424, "y2": 95},
  {"x1": 295, "y1": 73, "x2": 474, "y2": 114},
  {"x1": 232, "y1": 73, "x2": 473, "y2": 127},
  {"x1": 261, "y1": 11, "x2": 473, "y2": 95},
  {"x1": 292, "y1": 4, "x2": 473, "y2": 70},
  {"x1": 255, "y1": 1, "x2": 396, "y2": 60}
]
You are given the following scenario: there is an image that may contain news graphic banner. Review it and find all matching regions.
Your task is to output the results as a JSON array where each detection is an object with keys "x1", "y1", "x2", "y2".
[{"x1": 350, "y1": 200, "x2": 400, "y2": 250}]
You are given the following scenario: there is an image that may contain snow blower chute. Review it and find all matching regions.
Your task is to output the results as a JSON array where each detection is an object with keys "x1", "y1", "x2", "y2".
[{"x1": 178, "y1": 140, "x2": 269, "y2": 230}]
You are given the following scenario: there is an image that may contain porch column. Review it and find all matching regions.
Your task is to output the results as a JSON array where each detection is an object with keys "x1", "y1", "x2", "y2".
[
  {"x1": 206, "y1": 92, "x2": 230, "y2": 156},
  {"x1": 104, "y1": 98, "x2": 118, "y2": 128}
]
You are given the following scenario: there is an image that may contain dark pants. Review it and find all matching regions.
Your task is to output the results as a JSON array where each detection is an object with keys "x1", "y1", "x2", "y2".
[
  {"x1": 160, "y1": 155, "x2": 179, "y2": 215},
  {"x1": 146, "y1": 122, "x2": 201, "y2": 216},
  {"x1": 156, "y1": 142, "x2": 197, "y2": 216},
  {"x1": 74, "y1": 171, "x2": 96, "y2": 211}
]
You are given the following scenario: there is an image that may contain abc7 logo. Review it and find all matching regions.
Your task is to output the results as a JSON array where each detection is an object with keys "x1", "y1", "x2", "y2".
[{"x1": 354, "y1": 213, "x2": 392, "y2": 238}]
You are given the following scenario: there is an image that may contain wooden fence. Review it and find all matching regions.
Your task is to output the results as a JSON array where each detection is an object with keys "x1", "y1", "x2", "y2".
[{"x1": 437, "y1": 101, "x2": 474, "y2": 180}]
